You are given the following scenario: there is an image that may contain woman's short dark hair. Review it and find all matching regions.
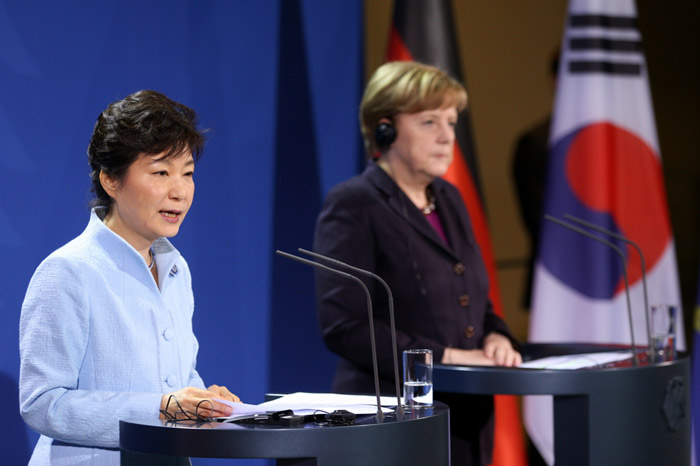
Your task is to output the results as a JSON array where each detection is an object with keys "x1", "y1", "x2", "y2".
[{"x1": 87, "y1": 90, "x2": 206, "y2": 209}]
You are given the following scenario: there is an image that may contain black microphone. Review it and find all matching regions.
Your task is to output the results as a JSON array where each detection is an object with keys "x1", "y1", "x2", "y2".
[
  {"x1": 562, "y1": 214, "x2": 652, "y2": 357},
  {"x1": 298, "y1": 248, "x2": 404, "y2": 418},
  {"x1": 544, "y1": 215, "x2": 639, "y2": 365},
  {"x1": 275, "y1": 250, "x2": 385, "y2": 422}
]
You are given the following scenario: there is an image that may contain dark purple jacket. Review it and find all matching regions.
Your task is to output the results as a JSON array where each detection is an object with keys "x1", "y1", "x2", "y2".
[
  {"x1": 313, "y1": 162, "x2": 519, "y2": 464},
  {"x1": 314, "y1": 162, "x2": 516, "y2": 393}
]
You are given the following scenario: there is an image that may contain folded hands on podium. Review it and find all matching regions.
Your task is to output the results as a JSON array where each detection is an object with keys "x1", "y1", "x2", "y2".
[{"x1": 441, "y1": 332, "x2": 522, "y2": 367}]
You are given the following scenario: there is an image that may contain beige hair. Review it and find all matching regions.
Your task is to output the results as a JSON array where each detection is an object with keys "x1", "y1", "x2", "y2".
[{"x1": 359, "y1": 61, "x2": 467, "y2": 155}]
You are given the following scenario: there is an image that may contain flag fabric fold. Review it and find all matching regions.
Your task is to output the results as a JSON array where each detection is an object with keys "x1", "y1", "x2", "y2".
[
  {"x1": 387, "y1": 1, "x2": 527, "y2": 465},
  {"x1": 526, "y1": 0, "x2": 684, "y2": 463}
]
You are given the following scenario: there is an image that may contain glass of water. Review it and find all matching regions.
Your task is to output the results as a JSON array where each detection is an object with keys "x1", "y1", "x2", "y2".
[
  {"x1": 651, "y1": 304, "x2": 677, "y2": 363},
  {"x1": 403, "y1": 349, "x2": 433, "y2": 408}
]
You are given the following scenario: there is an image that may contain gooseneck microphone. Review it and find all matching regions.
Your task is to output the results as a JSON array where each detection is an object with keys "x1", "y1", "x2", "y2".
[
  {"x1": 275, "y1": 250, "x2": 385, "y2": 422},
  {"x1": 298, "y1": 248, "x2": 404, "y2": 418},
  {"x1": 563, "y1": 214, "x2": 652, "y2": 357},
  {"x1": 544, "y1": 215, "x2": 639, "y2": 365}
]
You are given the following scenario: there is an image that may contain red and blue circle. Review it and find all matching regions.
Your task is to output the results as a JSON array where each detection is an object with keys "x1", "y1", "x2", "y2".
[{"x1": 540, "y1": 122, "x2": 671, "y2": 299}]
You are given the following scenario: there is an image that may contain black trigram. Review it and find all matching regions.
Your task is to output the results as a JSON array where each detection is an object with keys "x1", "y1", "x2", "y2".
[{"x1": 567, "y1": 14, "x2": 643, "y2": 76}]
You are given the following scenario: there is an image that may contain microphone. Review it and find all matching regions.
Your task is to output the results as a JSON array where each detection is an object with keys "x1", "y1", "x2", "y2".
[
  {"x1": 275, "y1": 250, "x2": 385, "y2": 422},
  {"x1": 544, "y1": 215, "x2": 639, "y2": 365},
  {"x1": 562, "y1": 214, "x2": 652, "y2": 358},
  {"x1": 298, "y1": 248, "x2": 404, "y2": 418}
]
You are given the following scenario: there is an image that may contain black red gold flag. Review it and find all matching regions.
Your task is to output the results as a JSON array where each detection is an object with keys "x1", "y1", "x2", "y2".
[{"x1": 386, "y1": 1, "x2": 527, "y2": 464}]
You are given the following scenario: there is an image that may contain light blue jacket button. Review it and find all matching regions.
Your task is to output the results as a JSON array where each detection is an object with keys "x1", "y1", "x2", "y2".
[
  {"x1": 166, "y1": 375, "x2": 177, "y2": 387},
  {"x1": 163, "y1": 328, "x2": 174, "y2": 341}
]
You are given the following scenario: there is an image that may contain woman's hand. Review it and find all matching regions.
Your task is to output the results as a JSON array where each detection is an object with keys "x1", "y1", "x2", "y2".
[
  {"x1": 482, "y1": 332, "x2": 522, "y2": 367},
  {"x1": 160, "y1": 385, "x2": 241, "y2": 420},
  {"x1": 441, "y1": 347, "x2": 496, "y2": 366},
  {"x1": 206, "y1": 384, "x2": 241, "y2": 403},
  {"x1": 442, "y1": 334, "x2": 522, "y2": 367}
]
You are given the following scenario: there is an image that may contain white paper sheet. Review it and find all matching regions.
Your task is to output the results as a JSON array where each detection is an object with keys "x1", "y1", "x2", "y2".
[
  {"x1": 216, "y1": 392, "x2": 398, "y2": 420},
  {"x1": 257, "y1": 392, "x2": 398, "y2": 415},
  {"x1": 517, "y1": 351, "x2": 633, "y2": 370},
  {"x1": 215, "y1": 399, "x2": 267, "y2": 419}
]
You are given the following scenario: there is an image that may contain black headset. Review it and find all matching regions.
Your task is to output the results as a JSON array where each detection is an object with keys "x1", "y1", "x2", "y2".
[{"x1": 374, "y1": 121, "x2": 396, "y2": 152}]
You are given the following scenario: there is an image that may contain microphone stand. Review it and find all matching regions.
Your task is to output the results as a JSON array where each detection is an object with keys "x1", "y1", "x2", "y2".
[
  {"x1": 275, "y1": 250, "x2": 385, "y2": 422},
  {"x1": 298, "y1": 248, "x2": 404, "y2": 418},
  {"x1": 544, "y1": 215, "x2": 639, "y2": 365},
  {"x1": 562, "y1": 214, "x2": 653, "y2": 359}
]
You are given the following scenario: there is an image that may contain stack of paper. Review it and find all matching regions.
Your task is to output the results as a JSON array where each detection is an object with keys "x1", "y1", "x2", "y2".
[
  {"x1": 518, "y1": 351, "x2": 634, "y2": 370},
  {"x1": 217, "y1": 392, "x2": 397, "y2": 421}
]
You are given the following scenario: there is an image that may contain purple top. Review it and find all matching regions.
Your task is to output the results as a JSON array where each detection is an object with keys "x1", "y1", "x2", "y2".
[{"x1": 425, "y1": 210, "x2": 449, "y2": 246}]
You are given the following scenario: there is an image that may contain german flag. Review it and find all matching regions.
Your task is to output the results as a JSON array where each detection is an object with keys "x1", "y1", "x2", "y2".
[{"x1": 386, "y1": 1, "x2": 527, "y2": 465}]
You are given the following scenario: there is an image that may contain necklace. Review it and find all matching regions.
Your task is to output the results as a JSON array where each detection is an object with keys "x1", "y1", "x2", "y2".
[
  {"x1": 422, "y1": 192, "x2": 436, "y2": 215},
  {"x1": 148, "y1": 248, "x2": 155, "y2": 270}
]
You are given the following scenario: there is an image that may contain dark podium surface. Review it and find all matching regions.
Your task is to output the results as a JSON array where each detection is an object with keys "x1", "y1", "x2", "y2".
[
  {"x1": 120, "y1": 401, "x2": 449, "y2": 465},
  {"x1": 434, "y1": 343, "x2": 690, "y2": 466}
]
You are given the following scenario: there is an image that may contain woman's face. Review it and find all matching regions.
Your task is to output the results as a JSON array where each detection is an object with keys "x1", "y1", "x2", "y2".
[
  {"x1": 388, "y1": 106, "x2": 458, "y2": 184},
  {"x1": 102, "y1": 151, "x2": 195, "y2": 251}
]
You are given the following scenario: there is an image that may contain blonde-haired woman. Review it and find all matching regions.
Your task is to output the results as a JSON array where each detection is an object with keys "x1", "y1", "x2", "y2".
[{"x1": 314, "y1": 61, "x2": 521, "y2": 466}]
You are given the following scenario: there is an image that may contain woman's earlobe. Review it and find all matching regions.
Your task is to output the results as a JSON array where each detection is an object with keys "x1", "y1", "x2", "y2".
[{"x1": 99, "y1": 170, "x2": 116, "y2": 195}]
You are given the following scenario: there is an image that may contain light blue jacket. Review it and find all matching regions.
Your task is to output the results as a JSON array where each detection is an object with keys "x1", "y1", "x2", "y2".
[{"x1": 19, "y1": 208, "x2": 205, "y2": 465}]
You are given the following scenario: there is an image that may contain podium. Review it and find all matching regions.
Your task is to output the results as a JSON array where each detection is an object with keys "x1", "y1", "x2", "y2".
[
  {"x1": 434, "y1": 343, "x2": 690, "y2": 466},
  {"x1": 120, "y1": 401, "x2": 449, "y2": 465}
]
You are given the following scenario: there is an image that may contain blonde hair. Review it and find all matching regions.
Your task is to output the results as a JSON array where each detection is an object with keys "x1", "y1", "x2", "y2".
[{"x1": 360, "y1": 61, "x2": 467, "y2": 155}]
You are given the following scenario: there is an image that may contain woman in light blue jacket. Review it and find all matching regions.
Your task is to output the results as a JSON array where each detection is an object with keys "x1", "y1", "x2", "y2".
[{"x1": 19, "y1": 90, "x2": 240, "y2": 465}]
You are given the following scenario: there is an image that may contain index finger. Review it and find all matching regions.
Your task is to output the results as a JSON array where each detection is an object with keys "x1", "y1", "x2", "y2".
[{"x1": 216, "y1": 385, "x2": 241, "y2": 403}]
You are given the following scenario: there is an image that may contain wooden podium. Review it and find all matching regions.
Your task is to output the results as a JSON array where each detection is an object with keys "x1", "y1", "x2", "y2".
[
  {"x1": 120, "y1": 401, "x2": 449, "y2": 465},
  {"x1": 434, "y1": 343, "x2": 690, "y2": 466}
]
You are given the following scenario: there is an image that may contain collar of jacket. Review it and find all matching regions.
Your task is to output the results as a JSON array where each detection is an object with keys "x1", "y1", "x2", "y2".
[{"x1": 362, "y1": 161, "x2": 466, "y2": 261}]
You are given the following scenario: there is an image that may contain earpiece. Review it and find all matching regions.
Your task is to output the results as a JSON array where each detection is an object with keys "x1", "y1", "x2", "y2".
[{"x1": 374, "y1": 121, "x2": 397, "y2": 152}]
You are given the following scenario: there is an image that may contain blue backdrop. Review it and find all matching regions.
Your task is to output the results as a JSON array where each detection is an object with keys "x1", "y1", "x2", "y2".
[{"x1": 0, "y1": 1, "x2": 363, "y2": 464}]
